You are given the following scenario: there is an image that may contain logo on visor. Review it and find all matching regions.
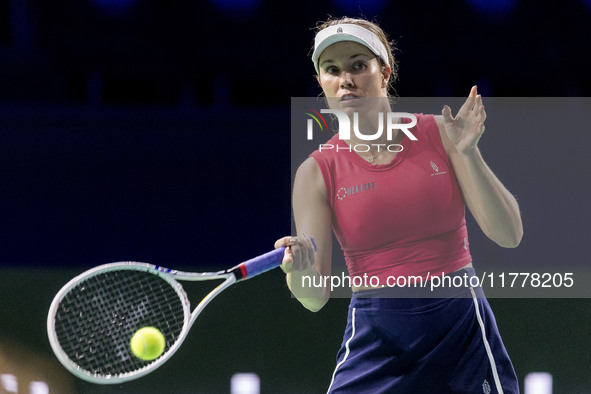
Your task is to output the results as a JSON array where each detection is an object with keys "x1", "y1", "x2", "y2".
[{"x1": 337, "y1": 27, "x2": 343, "y2": 33}]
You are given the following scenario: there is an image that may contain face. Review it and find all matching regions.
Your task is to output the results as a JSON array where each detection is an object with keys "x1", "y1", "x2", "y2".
[{"x1": 316, "y1": 41, "x2": 390, "y2": 112}]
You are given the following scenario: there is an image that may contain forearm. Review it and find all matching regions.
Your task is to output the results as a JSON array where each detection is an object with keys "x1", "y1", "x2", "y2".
[
  {"x1": 285, "y1": 157, "x2": 334, "y2": 312},
  {"x1": 456, "y1": 148, "x2": 523, "y2": 247},
  {"x1": 286, "y1": 267, "x2": 330, "y2": 312}
]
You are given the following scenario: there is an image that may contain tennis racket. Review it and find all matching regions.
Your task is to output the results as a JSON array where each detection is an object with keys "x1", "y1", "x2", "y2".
[{"x1": 47, "y1": 239, "x2": 313, "y2": 384}]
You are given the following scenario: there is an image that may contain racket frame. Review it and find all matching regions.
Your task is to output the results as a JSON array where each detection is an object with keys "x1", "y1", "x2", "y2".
[
  {"x1": 47, "y1": 261, "x2": 236, "y2": 384},
  {"x1": 47, "y1": 244, "x2": 292, "y2": 384}
]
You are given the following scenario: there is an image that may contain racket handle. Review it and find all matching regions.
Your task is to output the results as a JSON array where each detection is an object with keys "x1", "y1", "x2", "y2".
[{"x1": 231, "y1": 236, "x2": 316, "y2": 281}]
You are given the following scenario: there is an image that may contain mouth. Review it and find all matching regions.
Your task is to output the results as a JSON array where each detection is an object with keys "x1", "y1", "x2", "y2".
[{"x1": 340, "y1": 94, "x2": 359, "y2": 101}]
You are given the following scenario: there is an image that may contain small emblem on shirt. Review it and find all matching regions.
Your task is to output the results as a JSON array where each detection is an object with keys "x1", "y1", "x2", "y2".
[
  {"x1": 430, "y1": 160, "x2": 447, "y2": 176},
  {"x1": 482, "y1": 379, "x2": 491, "y2": 394},
  {"x1": 337, "y1": 182, "x2": 375, "y2": 200}
]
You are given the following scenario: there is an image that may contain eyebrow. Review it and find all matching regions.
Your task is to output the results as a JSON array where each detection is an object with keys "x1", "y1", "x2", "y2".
[{"x1": 320, "y1": 53, "x2": 372, "y2": 67}]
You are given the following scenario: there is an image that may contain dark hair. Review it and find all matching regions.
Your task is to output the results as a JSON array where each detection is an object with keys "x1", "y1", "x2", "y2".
[{"x1": 313, "y1": 16, "x2": 399, "y2": 94}]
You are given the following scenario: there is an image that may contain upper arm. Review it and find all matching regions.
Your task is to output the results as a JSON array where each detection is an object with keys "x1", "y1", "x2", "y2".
[{"x1": 292, "y1": 157, "x2": 333, "y2": 278}]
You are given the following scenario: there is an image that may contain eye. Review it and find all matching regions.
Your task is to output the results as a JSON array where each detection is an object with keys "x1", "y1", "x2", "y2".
[
  {"x1": 325, "y1": 66, "x2": 339, "y2": 75},
  {"x1": 352, "y1": 61, "x2": 367, "y2": 71}
]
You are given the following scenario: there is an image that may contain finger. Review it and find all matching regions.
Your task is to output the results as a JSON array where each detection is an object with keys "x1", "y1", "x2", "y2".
[
  {"x1": 479, "y1": 105, "x2": 487, "y2": 123},
  {"x1": 441, "y1": 105, "x2": 454, "y2": 124},
  {"x1": 472, "y1": 96, "x2": 486, "y2": 123},
  {"x1": 290, "y1": 236, "x2": 316, "y2": 272},
  {"x1": 281, "y1": 257, "x2": 293, "y2": 273},
  {"x1": 475, "y1": 93, "x2": 487, "y2": 112},
  {"x1": 280, "y1": 247, "x2": 293, "y2": 273},
  {"x1": 290, "y1": 241, "x2": 302, "y2": 271},
  {"x1": 458, "y1": 89, "x2": 477, "y2": 116},
  {"x1": 304, "y1": 235, "x2": 314, "y2": 252},
  {"x1": 303, "y1": 236, "x2": 316, "y2": 266},
  {"x1": 275, "y1": 236, "x2": 292, "y2": 249}
]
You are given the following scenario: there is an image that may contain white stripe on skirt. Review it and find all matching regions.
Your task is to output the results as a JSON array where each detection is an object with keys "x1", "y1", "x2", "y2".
[
  {"x1": 326, "y1": 307, "x2": 356, "y2": 393},
  {"x1": 470, "y1": 287, "x2": 504, "y2": 394}
]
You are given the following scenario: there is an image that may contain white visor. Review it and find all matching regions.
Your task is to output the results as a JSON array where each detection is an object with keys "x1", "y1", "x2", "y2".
[{"x1": 312, "y1": 23, "x2": 389, "y2": 74}]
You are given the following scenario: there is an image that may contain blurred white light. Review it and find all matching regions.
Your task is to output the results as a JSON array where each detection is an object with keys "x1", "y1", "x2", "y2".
[
  {"x1": 30, "y1": 381, "x2": 50, "y2": 394},
  {"x1": 231, "y1": 373, "x2": 260, "y2": 394},
  {"x1": 524, "y1": 372, "x2": 553, "y2": 394},
  {"x1": 0, "y1": 374, "x2": 18, "y2": 393}
]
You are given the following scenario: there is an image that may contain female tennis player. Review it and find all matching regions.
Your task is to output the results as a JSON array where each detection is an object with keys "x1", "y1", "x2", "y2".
[{"x1": 276, "y1": 16, "x2": 522, "y2": 393}]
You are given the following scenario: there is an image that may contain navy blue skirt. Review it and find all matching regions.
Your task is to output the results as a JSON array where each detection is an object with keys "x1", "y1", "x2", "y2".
[{"x1": 327, "y1": 268, "x2": 519, "y2": 393}]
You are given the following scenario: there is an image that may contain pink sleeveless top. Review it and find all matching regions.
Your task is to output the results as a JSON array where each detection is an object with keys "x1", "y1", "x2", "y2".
[{"x1": 310, "y1": 114, "x2": 472, "y2": 282}]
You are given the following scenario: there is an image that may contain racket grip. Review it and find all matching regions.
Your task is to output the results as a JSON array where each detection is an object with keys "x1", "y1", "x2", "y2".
[
  {"x1": 239, "y1": 247, "x2": 286, "y2": 280},
  {"x1": 231, "y1": 236, "x2": 316, "y2": 281}
]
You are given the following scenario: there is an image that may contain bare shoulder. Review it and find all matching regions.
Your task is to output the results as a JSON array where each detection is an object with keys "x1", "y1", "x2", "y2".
[
  {"x1": 297, "y1": 156, "x2": 321, "y2": 175},
  {"x1": 295, "y1": 157, "x2": 326, "y2": 199}
]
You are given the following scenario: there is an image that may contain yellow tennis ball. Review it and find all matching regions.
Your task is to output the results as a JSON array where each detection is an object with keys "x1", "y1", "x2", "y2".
[{"x1": 130, "y1": 327, "x2": 166, "y2": 361}]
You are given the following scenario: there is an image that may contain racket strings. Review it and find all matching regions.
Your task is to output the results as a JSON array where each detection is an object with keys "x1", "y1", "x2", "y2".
[{"x1": 53, "y1": 270, "x2": 187, "y2": 377}]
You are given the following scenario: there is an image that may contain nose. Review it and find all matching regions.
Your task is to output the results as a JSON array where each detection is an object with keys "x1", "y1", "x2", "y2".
[{"x1": 339, "y1": 71, "x2": 354, "y2": 88}]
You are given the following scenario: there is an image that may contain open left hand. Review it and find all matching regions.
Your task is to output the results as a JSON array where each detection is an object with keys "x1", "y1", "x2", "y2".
[{"x1": 441, "y1": 86, "x2": 486, "y2": 155}]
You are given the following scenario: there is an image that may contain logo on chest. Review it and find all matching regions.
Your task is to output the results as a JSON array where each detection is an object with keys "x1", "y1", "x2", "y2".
[
  {"x1": 336, "y1": 181, "x2": 376, "y2": 200},
  {"x1": 430, "y1": 160, "x2": 447, "y2": 177}
]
